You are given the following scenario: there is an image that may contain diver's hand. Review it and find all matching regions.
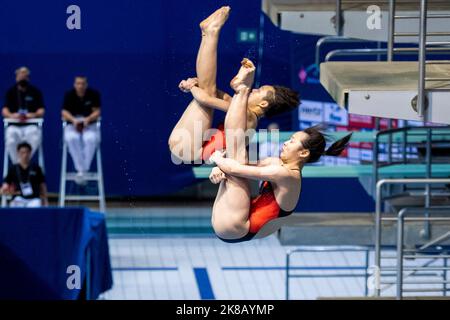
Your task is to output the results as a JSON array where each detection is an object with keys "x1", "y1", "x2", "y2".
[
  {"x1": 179, "y1": 77, "x2": 198, "y2": 93},
  {"x1": 209, "y1": 166, "x2": 227, "y2": 184},
  {"x1": 209, "y1": 150, "x2": 226, "y2": 165},
  {"x1": 210, "y1": 151, "x2": 239, "y2": 175}
]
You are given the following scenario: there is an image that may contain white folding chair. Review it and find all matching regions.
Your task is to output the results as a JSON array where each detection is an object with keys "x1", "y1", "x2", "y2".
[
  {"x1": 58, "y1": 120, "x2": 106, "y2": 212},
  {"x1": 1, "y1": 118, "x2": 45, "y2": 207}
]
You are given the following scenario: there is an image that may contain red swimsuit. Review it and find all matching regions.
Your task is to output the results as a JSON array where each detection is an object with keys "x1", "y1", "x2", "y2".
[
  {"x1": 203, "y1": 126, "x2": 296, "y2": 243},
  {"x1": 201, "y1": 124, "x2": 226, "y2": 161},
  {"x1": 217, "y1": 181, "x2": 295, "y2": 243}
]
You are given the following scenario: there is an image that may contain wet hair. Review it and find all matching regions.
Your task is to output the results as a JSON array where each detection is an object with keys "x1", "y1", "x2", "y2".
[
  {"x1": 302, "y1": 124, "x2": 352, "y2": 163},
  {"x1": 264, "y1": 85, "x2": 300, "y2": 118},
  {"x1": 17, "y1": 142, "x2": 32, "y2": 152}
]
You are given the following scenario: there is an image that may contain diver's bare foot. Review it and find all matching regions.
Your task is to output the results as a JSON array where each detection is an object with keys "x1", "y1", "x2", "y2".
[
  {"x1": 199, "y1": 10, "x2": 217, "y2": 33},
  {"x1": 200, "y1": 6, "x2": 231, "y2": 36},
  {"x1": 230, "y1": 58, "x2": 256, "y2": 92}
]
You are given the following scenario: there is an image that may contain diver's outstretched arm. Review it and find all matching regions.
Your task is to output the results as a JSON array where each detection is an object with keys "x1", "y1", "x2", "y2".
[{"x1": 190, "y1": 86, "x2": 230, "y2": 112}]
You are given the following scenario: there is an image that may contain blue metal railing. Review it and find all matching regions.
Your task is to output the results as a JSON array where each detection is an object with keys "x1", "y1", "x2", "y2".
[{"x1": 285, "y1": 246, "x2": 371, "y2": 300}]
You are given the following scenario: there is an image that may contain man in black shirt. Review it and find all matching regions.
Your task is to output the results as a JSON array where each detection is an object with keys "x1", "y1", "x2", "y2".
[
  {"x1": 2, "y1": 66, "x2": 45, "y2": 163},
  {"x1": 62, "y1": 76, "x2": 101, "y2": 183},
  {"x1": 1, "y1": 142, "x2": 48, "y2": 207}
]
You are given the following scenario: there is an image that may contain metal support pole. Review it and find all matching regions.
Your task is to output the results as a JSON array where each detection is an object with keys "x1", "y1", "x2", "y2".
[
  {"x1": 387, "y1": 121, "x2": 393, "y2": 197},
  {"x1": 335, "y1": 0, "x2": 342, "y2": 36},
  {"x1": 86, "y1": 247, "x2": 91, "y2": 300},
  {"x1": 388, "y1": 0, "x2": 396, "y2": 61},
  {"x1": 422, "y1": 128, "x2": 432, "y2": 239},
  {"x1": 402, "y1": 129, "x2": 407, "y2": 164},
  {"x1": 374, "y1": 180, "x2": 383, "y2": 297},
  {"x1": 396, "y1": 210, "x2": 405, "y2": 300},
  {"x1": 97, "y1": 147, "x2": 106, "y2": 213},
  {"x1": 364, "y1": 249, "x2": 370, "y2": 297},
  {"x1": 445, "y1": 257, "x2": 448, "y2": 297},
  {"x1": 38, "y1": 121, "x2": 45, "y2": 174},
  {"x1": 96, "y1": 121, "x2": 106, "y2": 213},
  {"x1": 401, "y1": 129, "x2": 407, "y2": 193},
  {"x1": 2, "y1": 121, "x2": 9, "y2": 207},
  {"x1": 285, "y1": 253, "x2": 290, "y2": 300},
  {"x1": 373, "y1": 130, "x2": 380, "y2": 198},
  {"x1": 417, "y1": 0, "x2": 428, "y2": 118},
  {"x1": 388, "y1": 120, "x2": 393, "y2": 163},
  {"x1": 59, "y1": 122, "x2": 68, "y2": 207}
]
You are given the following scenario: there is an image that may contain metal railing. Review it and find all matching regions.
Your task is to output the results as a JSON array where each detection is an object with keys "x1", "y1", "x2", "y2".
[
  {"x1": 372, "y1": 126, "x2": 450, "y2": 202},
  {"x1": 325, "y1": 47, "x2": 450, "y2": 62},
  {"x1": 396, "y1": 207, "x2": 450, "y2": 299},
  {"x1": 320, "y1": 0, "x2": 450, "y2": 124},
  {"x1": 374, "y1": 178, "x2": 450, "y2": 297},
  {"x1": 372, "y1": 126, "x2": 450, "y2": 298},
  {"x1": 58, "y1": 120, "x2": 106, "y2": 213},
  {"x1": 286, "y1": 246, "x2": 370, "y2": 300},
  {"x1": 387, "y1": 0, "x2": 450, "y2": 119},
  {"x1": 293, "y1": 0, "x2": 450, "y2": 299},
  {"x1": 315, "y1": 36, "x2": 373, "y2": 67}
]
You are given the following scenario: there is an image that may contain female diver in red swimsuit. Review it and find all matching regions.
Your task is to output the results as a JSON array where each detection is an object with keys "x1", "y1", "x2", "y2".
[
  {"x1": 168, "y1": 6, "x2": 299, "y2": 164},
  {"x1": 208, "y1": 59, "x2": 352, "y2": 243}
]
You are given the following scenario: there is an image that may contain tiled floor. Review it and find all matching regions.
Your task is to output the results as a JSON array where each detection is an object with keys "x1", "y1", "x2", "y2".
[{"x1": 99, "y1": 235, "x2": 449, "y2": 300}]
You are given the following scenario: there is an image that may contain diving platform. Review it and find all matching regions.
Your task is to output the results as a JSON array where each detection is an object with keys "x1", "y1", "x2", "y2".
[
  {"x1": 262, "y1": 0, "x2": 450, "y2": 43},
  {"x1": 320, "y1": 61, "x2": 450, "y2": 124}
]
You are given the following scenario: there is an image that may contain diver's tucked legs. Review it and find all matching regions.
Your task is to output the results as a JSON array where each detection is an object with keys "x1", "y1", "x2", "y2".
[
  {"x1": 168, "y1": 7, "x2": 230, "y2": 162},
  {"x1": 211, "y1": 87, "x2": 252, "y2": 239}
]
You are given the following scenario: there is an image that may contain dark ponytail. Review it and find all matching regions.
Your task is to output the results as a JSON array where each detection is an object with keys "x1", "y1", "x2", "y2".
[
  {"x1": 324, "y1": 133, "x2": 353, "y2": 156},
  {"x1": 303, "y1": 124, "x2": 352, "y2": 163}
]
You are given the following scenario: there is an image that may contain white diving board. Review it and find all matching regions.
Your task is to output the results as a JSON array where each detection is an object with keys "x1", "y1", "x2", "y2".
[
  {"x1": 262, "y1": 0, "x2": 450, "y2": 43},
  {"x1": 320, "y1": 61, "x2": 450, "y2": 124}
]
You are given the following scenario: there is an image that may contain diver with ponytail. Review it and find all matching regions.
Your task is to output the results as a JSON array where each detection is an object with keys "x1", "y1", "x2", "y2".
[
  {"x1": 209, "y1": 69, "x2": 353, "y2": 243},
  {"x1": 210, "y1": 122, "x2": 353, "y2": 243},
  {"x1": 302, "y1": 124, "x2": 353, "y2": 163}
]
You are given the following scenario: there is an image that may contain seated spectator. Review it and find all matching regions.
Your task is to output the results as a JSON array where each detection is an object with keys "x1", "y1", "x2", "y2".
[
  {"x1": 2, "y1": 66, "x2": 45, "y2": 163},
  {"x1": 1, "y1": 142, "x2": 48, "y2": 207},
  {"x1": 61, "y1": 76, "x2": 101, "y2": 184}
]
